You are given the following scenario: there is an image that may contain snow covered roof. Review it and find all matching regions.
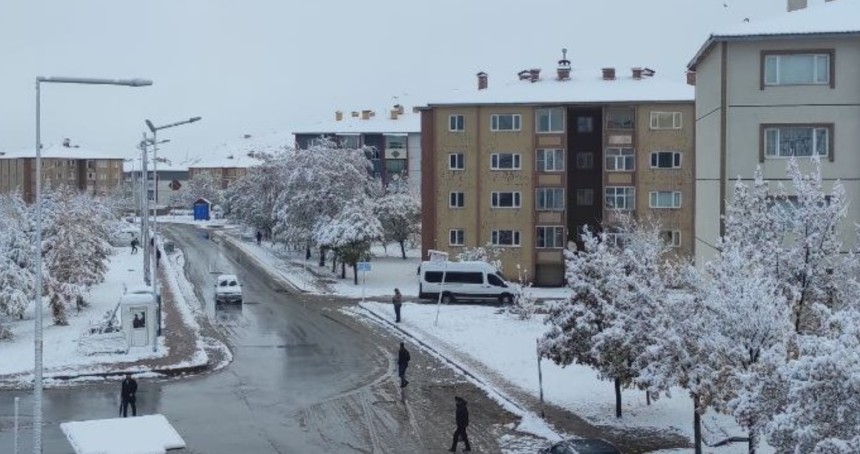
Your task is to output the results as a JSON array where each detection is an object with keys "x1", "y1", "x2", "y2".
[
  {"x1": 119, "y1": 293, "x2": 155, "y2": 306},
  {"x1": 0, "y1": 143, "x2": 122, "y2": 160},
  {"x1": 689, "y1": 0, "x2": 860, "y2": 69},
  {"x1": 191, "y1": 130, "x2": 292, "y2": 169},
  {"x1": 61, "y1": 414, "x2": 185, "y2": 454},
  {"x1": 426, "y1": 68, "x2": 693, "y2": 106},
  {"x1": 292, "y1": 110, "x2": 420, "y2": 135},
  {"x1": 121, "y1": 157, "x2": 191, "y2": 173}
]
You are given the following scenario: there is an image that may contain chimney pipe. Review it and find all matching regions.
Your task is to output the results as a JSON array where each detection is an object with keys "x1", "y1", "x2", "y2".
[
  {"x1": 602, "y1": 67, "x2": 616, "y2": 80},
  {"x1": 557, "y1": 48, "x2": 571, "y2": 80},
  {"x1": 787, "y1": 0, "x2": 807, "y2": 11},
  {"x1": 632, "y1": 67, "x2": 643, "y2": 80},
  {"x1": 361, "y1": 110, "x2": 371, "y2": 120},
  {"x1": 477, "y1": 71, "x2": 488, "y2": 90},
  {"x1": 390, "y1": 109, "x2": 398, "y2": 120},
  {"x1": 395, "y1": 104, "x2": 404, "y2": 115},
  {"x1": 335, "y1": 111, "x2": 344, "y2": 121},
  {"x1": 62, "y1": 138, "x2": 71, "y2": 148},
  {"x1": 529, "y1": 68, "x2": 541, "y2": 82},
  {"x1": 686, "y1": 71, "x2": 696, "y2": 86}
]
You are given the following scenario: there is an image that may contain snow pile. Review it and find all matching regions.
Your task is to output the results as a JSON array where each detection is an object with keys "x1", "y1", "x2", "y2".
[{"x1": 61, "y1": 414, "x2": 185, "y2": 454}]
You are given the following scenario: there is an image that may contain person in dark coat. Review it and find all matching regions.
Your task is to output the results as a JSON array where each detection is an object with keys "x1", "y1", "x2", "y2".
[
  {"x1": 130, "y1": 238, "x2": 139, "y2": 254},
  {"x1": 120, "y1": 373, "x2": 138, "y2": 417},
  {"x1": 256, "y1": 231, "x2": 263, "y2": 246},
  {"x1": 156, "y1": 248, "x2": 161, "y2": 268},
  {"x1": 397, "y1": 342, "x2": 410, "y2": 387},
  {"x1": 393, "y1": 288, "x2": 403, "y2": 323},
  {"x1": 449, "y1": 396, "x2": 471, "y2": 452}
]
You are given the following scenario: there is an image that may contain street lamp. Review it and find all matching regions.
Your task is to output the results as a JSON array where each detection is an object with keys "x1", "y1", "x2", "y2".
[
  {"x1": 144, "y1": 116, "x2": 201, "y2": 338},
  {"x1": 138, "y1": 137, "x2": 170, "y2": 286},
  {"x1": 34, "y1": 76, "x2": 152, "y2": 454}
]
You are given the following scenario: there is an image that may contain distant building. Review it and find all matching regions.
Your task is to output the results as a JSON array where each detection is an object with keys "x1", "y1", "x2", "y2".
[
  {"x1": 420, "y1": 52, "x2": 695, "y2": 286},
  {"x1": 123, "y1": 158, "x2": 190, "y2": 209},
  {"x1": 0, "y1": 139, "x2": 124, "y2": 202},
  {"x1": 188, "y1": 131, "x2": 289, "y2": 190},
  {"x1": 688, "y1": 0, "x2": 859, "y2": 266},
  {"x1": 293, "y1": 105, "x2": 421, "y2": 195}
]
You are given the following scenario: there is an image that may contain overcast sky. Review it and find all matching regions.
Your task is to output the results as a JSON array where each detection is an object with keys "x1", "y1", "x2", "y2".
[{"x1": 0, "y1": 0, "x2": 791, "y2": 161}]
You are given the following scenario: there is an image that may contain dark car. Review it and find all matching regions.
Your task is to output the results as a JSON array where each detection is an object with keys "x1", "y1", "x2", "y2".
[{"x1": 540, "y1": 438, "x2": 623, "y2": 454}]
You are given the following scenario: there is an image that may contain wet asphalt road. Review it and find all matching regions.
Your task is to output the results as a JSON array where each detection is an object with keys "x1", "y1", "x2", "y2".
[{"x1": 0, "y1": 223, "x2": 432, "y2": 453}]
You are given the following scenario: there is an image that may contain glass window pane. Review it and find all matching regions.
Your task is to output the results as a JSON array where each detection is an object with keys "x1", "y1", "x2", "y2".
[
  {"x1": 816, "y1": 54, "x2": 829, "y2": 83},
  {"x1": 780, "y1": 54, "x2": 815, "y2": 85},
  {"x1": 764, "y1": 55, "x2": 778, "y2": 85},
  {"x1": 765, "y1": 129, "x2": 778, "y2": 156},
  {"x1": 815, "y1": 128, "x2": 828, "y2": 156}
]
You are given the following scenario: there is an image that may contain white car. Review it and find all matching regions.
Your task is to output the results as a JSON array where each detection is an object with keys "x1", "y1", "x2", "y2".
[{"x1": 215, "y1": 274, "x2": 243, "y2": 304}]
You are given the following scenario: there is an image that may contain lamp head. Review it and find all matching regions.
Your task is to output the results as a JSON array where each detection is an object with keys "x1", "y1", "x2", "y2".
[{"x1": 145, "y1": 120, "x2": 156, "y2": 133}]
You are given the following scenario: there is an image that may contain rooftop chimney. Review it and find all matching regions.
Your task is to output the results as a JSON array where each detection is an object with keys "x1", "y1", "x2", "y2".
[
  {"x1": 632, "y1": 67, "x2": 643, "y2": 80},
  {"x1": 787, "y1": 0, "x2": 807, "y2": 11},
  {"x1": 351, "y1": 111, "x2": 360, "y2": 118},
  {"x1": 557, "y1": 48, "x2": 571, "y2": 80},
  {"x1": 62, "y1": 137, "x2": 71, "y2": 148},
  {"x1": 477, "y1": 71, "x2": 488, "y2": 90},
  {"x1": 686, "y1": 70, "x2": 697, "y2": 86},
  {"x1": 395, "y1": 104, "x2": 404, "y2": 115},
  {"x1": 602, "y1": 67, "x2": 616, "y2": 80},
  {"x1": 336, "y1": 110, "x2": 344, "y2": 121},
  {"x1": 243, "y1": 134, "x2": 252, "y2": 139},
  {"x1": 529, "y1": 68, "x2": 541, "y2": 83},
  {"x1": 361, "y1": 109, "x2": 372, "y2": 120},
  {"x1": 518, "y1": 69, "x2": 531, "y2": 81},
  {"x1": 390, "y1": 109, "x2": 399, "y2": 120}
]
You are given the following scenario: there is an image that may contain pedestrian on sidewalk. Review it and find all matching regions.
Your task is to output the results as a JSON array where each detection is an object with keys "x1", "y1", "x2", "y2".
[
  {"x1": 130, "y1": 237, "x2": 139, "y2": 254},
  {"x1": 156, "y1": 248, "x2": 162, "y2": 268},
  {"x1": 397, "y1": 342, "x2": 410, "y2": 387},
  {"x1": 120, "y1": 373, "x2": 138, "y2": 418},
  {"x1": 393, "y1": 288, "x2": 403, "y2": 323},
  {"x1": 256, "y1": 230, "x2": 263, "y2": 246},
  {"x1": 449, "y1": 396, "x2": 471, "y2": 452}
]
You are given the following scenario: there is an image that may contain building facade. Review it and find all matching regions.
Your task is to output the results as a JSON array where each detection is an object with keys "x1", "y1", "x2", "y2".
[
  {"x1": 421, "y1": 62, "x2": 694, "y2": 286},
  {"x1": 688, "y1": 0, "x2": 860, "y2": 266},
  {"x1": 187, "y1": 165, "x2": 249, "y2": 190},
  {"x1": 0, "y1": 142, "x2": 124, "y2": 202},
  {"x1": 293, "y1": 105, "x2": 422, "y2": 195}
]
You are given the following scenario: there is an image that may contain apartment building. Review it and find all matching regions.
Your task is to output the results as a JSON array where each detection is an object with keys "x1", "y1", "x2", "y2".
[
  {"x1": 421, "y1": 55, "x2": 695, "y2": 286},
  {"x1": 293, "y1": 105, "x2": 421, "y2": 194},
  {"x1": 0, "y1": 140, "x2": 124, "y2": 202},
  {"x1": 688, "y1": 0, "x2": 860, "y2": 266}
]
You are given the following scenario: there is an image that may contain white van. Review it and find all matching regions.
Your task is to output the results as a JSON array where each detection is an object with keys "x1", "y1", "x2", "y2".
[{"x1": 418, "y1": 261, "x2": 515, "y2": 304}]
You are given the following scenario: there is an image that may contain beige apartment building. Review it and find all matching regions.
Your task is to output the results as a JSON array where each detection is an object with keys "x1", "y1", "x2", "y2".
[
  {"x1": 421, "y1": 57, "x2": 695, "y2": 286},
  {"x1": 688, "y1": 0, "x2": 860, "y2": 266},
  {"x1": 0, "y1": 141, "x2": 124, "y2": 203}
]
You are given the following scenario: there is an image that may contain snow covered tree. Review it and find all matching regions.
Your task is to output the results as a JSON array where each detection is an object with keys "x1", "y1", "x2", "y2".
[
  {"x1": 41, "y1": 188, "x2": 113, "y2": 325},
  {"x1": 374, "y1": 191, "x2": 420, "y2": 259},
  {"x1": 456, "y1": 242, "x2": 505, "y2": 273},
  {"x1": 172, "y1": 170, "x2": 223, "y2": 208},
  {"x1": 0, "y1": 192, "x2": 35, "y2": 339},
  {"x1": 224, "y1": 150, "x2": 294, "y2": 236},
  {"x1": 313, "y1": 201, "x2": 382, "y2": 284}
]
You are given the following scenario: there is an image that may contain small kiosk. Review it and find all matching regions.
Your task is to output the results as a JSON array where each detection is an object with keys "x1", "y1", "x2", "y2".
[
  {"x1": 120, "y1": 293, "x2": 157, "y2": 349},
  {"x1": 193, "y1": 198, "x2": 211, "y2": 221}
]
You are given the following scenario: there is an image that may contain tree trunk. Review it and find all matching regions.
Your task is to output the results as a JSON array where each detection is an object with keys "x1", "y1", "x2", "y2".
[
  {"x1": 331, "y1": 253, "x2": 337, "y2": 273},
  {"x1": 748, "y1": 425, "x2": 757, "y2": 454},
  {"x1": 614, "y1": 378, "x2": 622, "y2": 418},
  {"x1": 399, "y1": 240, "x2": 407, "y2": 259},
  {"x1": 646, "y1": 390, "x2": 651, "y2": 406},
  {"x1": 305, "y1": 245, "x2": 311, "y2": 260},
  {"x1": 341, "y1": 262, "x2": 346, "y2": 279},
  {"x1": 318, "y1": 247, "x2": 326, "y2": 267},
  {"x1": 693, "y1": 393, "x2": 703, "y2": 454},
  {"x1": 353, "y1": 264, "x2": 359, "y2": 285}
]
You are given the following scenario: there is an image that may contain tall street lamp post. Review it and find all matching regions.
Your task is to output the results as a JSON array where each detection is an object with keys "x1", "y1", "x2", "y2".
[
  {"x1": 34, "y1": 76, "x2": 151, "y2": 454},
  {"x1": 138, "y1": 136, "x2": 169, "y2": 286},
  {"x1": 144, "y1": 116, "x2": 201, "y2": 337}
]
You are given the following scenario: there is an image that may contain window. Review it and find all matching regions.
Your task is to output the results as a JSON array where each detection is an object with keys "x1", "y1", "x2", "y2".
[
  {"x1": 576, "y1": 152, "x2": 594, "y2": 170},
  {"x1": 577, "y1": 117, "x2": 594, "y2": 133},
  {"x1": 605, "y1": 228, "x2": 629, "y2": 248},
  {"x1": 491, "y1": 230, "x2": 521, "y2": 247},
  {"x1": 650, "y1": 191, "x2": 682, "y2": 209},
  {"x1": 536, "y1": 188, "x2": 565, "y2": 211},
  {"x1": 606, "y1": 108, "x2": 634, "y2": 129},
  {"x1": 605, "y1": 187, "x2": 635, "y2": 210},
  {"x1": 449, "y1": 114, "x2": 465, "y2": 132},
  {"x1": 490, "y1": 153, "x2": 522, "y2": 170},
  {"x1": 449, "y1": 229, "x2": 465, "y2": 246},
  {"x1": 449, "y1": 153, "x2": 465, "y2": 170},
  {"x1": 536, "y1": 226, "x2": 565, "y2": 248},
  {"x1": 576, "y1": 189, "x2": 594, "y2": 206},
  {"x1": 650, "y1": 151, "x2": 682, "y2": 169},
  {"x1": 339, "y1": 135, "x2": 360, "y2": 149},
  {"x1": 650, "y1": 112, "x2": 682, "y2": 130},
  {"x1": 764, "y1": 52, "x2": 831, "y2": 87},
  {"x1": 660, "y1": 230, "x2": 682, "y2": 248},
  {"x1": 763, "y1": 125, "x2": 830, "y2": 159},
  {"x1": 536, "y1": 107, "x2": 565, "y2": 133},
  {"x1": 449, "y1": 191, "x2": 465, "y2": 208},
  {"x1": 385, "y1": 135, "x2": 406, "y2": 150},
  {"x1": 491, "y1": 191, "x2": 521, "y2": 208},
  {"x1": 536, "y1": 149, "x2": 564, "y2": 172},
  {"x1": 490, "y1": 114, "x2": 522, "y2": 131},
  {"x1": 605, "y1": 148, "x2": 635, "y2": 171}
]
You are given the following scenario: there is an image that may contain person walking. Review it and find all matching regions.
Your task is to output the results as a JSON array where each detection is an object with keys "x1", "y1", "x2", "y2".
[
  {"x1": 256, "y1": 230, "x2": 263, "y2": 246},
  {"x1": 156, "y1": 248, "x2": 162, "y2": 268},
  {"x1": 397, "y1": 342, "x2": 410, "y2": 387},
  {"x1": 393, "y1": 288, "x2": 403, "y2": 323},
  {"x1": 120, "y1": 373, "x2": 138, "y2": 418},
  {"x1": 130, "y1": 237, "x2": 139, "y2": 254},
  {"x1": 449, "y1": 396, "x2": 471, "y2": 452}
]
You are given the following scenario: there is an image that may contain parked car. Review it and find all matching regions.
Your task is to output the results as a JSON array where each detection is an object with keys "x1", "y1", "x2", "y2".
[
  {"x1": 215, "y1": 274, "x2": 243, "y2": 304},
  {"x1": 540, "y1": 438, "x2": 622, "y2": 454},
  {"x1": 417, "y1": 260, "x2": 514, "y2": 304}
]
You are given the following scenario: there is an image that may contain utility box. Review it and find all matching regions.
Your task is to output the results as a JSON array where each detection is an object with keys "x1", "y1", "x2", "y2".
[
  {"x1": 193, "y1": 198, "x2": 211, "y2": 221},
  {"x1": 120, "y1": 293, "x2": 157, "y2": 349}
]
